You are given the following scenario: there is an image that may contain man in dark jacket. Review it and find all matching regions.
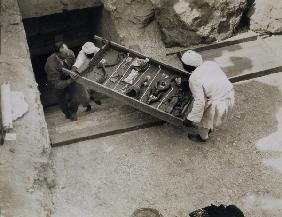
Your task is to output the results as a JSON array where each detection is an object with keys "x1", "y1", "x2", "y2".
[{"x1": 44, "y1": 41, "x2": 89, "y2": 121}]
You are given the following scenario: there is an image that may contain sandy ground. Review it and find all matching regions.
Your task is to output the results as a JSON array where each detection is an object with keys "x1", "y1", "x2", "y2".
[{"x1": 51, "y1": 72, "x2": 282, "y2": 217}]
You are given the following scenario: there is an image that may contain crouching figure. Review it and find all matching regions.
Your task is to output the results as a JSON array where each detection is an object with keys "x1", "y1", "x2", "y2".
[{"x1": 181, "y1": 50, "x2": 235, "y2": 142}]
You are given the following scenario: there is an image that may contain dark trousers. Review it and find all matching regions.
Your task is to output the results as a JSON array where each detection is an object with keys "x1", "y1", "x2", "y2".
[
  {"x1": 69, "y1": 82, "x2": 90, "y2": 107},
  {"x1": 56, "y1": 86, "x2": 79, "y2": 116}
]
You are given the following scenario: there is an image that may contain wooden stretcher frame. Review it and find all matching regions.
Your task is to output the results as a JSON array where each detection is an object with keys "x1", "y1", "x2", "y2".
[
  {"x1": 63, "y1": 34, "x2": 282, "y2": 128},
  {"x1": 63, "y1": 35, "x2": 194, "y2": 127}
]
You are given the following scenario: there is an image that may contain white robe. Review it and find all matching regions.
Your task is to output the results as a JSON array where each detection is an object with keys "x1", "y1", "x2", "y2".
[
  {"x1": 73, "y1": 48, "x2": 99, "y2": 73},
  {"x1": 187, "y1": 61, "x2": 235, "y2": 129}
]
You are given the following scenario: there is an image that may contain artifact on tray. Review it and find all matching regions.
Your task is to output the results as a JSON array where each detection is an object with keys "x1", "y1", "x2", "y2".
[
  {"x1": 164, "y1": 77, "x2": 192, "y2": 117},
  {"x1": 111, "y1": 56, "x2": 133, "y2": 82},
  {"x1": 97, "y1": 52, "x2": 127, "y2": 68},
  {"x1": 146, "y1": 76, "x2": 172, "y2": 105},
  {"x1": 119, "y1": 56, "x2": 133, "y2": 73},
  {"x1": 132, "y1": 58, "x2": 150, "y2": 72},
  {"x1": 125, "y1": 75, "x2": 151, "y2": 98},
  {"x1": 95, "y1": 63, "x2": 108, "y2": 84},
  {"x1": 123, "y1": 69, "x2": 140, "y2": 84}
]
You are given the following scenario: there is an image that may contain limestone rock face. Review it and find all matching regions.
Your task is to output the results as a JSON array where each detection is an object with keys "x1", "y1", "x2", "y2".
[
  {"x1": 18, "y1": 0, "x2": 102, "y2": 18},
  {"x1": 99, "y1": 0, "x2": 167, "y2": 60},
  {"x1": 98, "y1": 0, "x2": 183, "y2": 65},
  {"x1": 249, "y1": 0, "x2": 282, "y2": 34},
  {"x1": 156, "y1": 0, "x2": 248, "y2": 47}
]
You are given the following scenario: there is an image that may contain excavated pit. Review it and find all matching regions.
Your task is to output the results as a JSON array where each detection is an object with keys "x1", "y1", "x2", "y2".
[
  {"x1": 22, "y1": 6, "x2": 103, "y2": 107},
  {"x1": 21, "y1": 5, "x2": 166, "y2": 147},
  {"x1": 5, "y1": 1, "x2": 282, "y2": 217}
]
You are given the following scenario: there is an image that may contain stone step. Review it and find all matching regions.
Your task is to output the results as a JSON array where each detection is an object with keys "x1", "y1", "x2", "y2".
[{"x1": 45, "y1": 97, "x2": 163, "y2": 147}]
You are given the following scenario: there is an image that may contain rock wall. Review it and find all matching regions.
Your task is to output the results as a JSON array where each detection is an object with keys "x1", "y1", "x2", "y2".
[
  {"x1": 156, "y1": 0, "x2": 249, "y2": 47},
  {"x1": 99, "y1": 0, "x2": 282, "y2": 48},
  {"x1": 97, "y1": 0, "x2": 180, "y2": 65},
  {"x1": 248, "y1": 0, "x2": 282, "y2": 34},
  {"x1": 0, "y1": 0, "x2": 54, "y2": 216},
  {"x1": 18, "y1": 0, "x2": 102, "y2": 18}
]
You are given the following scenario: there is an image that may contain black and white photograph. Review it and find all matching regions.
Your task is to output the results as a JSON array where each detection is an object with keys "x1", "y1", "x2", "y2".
[{"x1": 0, "y1": 0, "x2": 282, "y2": 216}]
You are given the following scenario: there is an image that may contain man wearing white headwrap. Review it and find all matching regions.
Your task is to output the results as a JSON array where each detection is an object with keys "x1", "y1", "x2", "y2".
[
  {"x1": 181, "y1": 50, "x2": 235, "y2": 142},
  {"x1": 72, "y1": 42, "x2": 107, "y2": 109}
]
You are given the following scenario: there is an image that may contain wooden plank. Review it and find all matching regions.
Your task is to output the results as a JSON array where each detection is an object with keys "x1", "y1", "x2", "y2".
[
  {"x1": 166, "y1": 35, "x2": 259, "y2": 56},
  {"x1": 230, "y1": 66, "x2": 282, "y2": 83}
]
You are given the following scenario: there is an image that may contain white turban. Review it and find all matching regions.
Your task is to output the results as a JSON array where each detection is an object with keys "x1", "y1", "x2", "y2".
[
  {"x1": 181, "y1": 50, "x2": 203, "y2": 67},
  {"x1": 82, "y1": 42, "x2": 100, "y2": 55}
]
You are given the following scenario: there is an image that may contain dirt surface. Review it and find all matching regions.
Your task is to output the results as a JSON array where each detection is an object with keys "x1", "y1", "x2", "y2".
[
  {"x1": 51, "y1": 73, "x2": 282, "y2": 217},
  {"x1": 0, "y1": 0, "x2": 53, "y2": 216},
  {"x1": 45, "y1": 98, "x2": 162, "y2": 146}
]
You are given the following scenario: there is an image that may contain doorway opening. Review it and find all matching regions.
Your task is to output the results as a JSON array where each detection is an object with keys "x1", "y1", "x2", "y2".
[{"x1": 22, "y1": 6, "x2": 103, "y2": 106}]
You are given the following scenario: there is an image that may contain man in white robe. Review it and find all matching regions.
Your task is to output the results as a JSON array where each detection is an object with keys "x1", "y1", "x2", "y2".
[
  {"x1": 181, "y1": 50, "x2": 235, "y2": 142},
  {"x1": 72, "y1": 42, "x2": 106, "y2": 108}
]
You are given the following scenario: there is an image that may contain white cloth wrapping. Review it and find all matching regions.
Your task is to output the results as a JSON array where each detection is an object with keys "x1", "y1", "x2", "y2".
[
  {"x1": 73, "y1": 49, "x2": 106, "y2": 73},
  {"x1": 187, "y1": 61, "x2": 235, "y2": 129},
  {"x1": 82, "y1": 42, "x2": 100, "y2": 54},
  {"x1": 1, "y1": 83, "x2": 29, "y2": 130},
  {"x1": 1, "y1": 82, "x2": 13, "y2": 129},
  {"x1": 73, "y1": 50, "x2": 92, "y2": 73},
  {"x1": 73, "y1": 50, "x2": 95, "y2": 71},
  {"x1": 181, "y1": 50, "x2": 203, "y2": 67}
]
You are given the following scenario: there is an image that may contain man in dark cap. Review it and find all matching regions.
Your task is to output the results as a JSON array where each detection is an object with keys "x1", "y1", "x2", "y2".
[{"x1": 44, "y1": 41, "x2": 89, "y2": 121}]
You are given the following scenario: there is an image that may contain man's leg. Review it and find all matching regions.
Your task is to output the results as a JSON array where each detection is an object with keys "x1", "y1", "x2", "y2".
[
  {"x1": 68, "y1": 82, "x2": 91, "y2": 115},
  {"x1": 88, "y1": 89, "x2": 101, "y2": 105},
  {"x1": 56, "y1": 89, "x2": 70, "y2": 118},
  {"x1": 68, "y1": 101, "x2": 79, "y2": 121},
  {"x1": 66, "y1": 84, "x2": 79, "y2": 121}
]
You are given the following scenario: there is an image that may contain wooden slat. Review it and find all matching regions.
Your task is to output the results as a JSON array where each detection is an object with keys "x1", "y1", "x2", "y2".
[
  {"x1": 230, "y1": 66, "x2": 282, "y2": 83},
  {"x1": 166, "y1": 35, "x2": 259, "y2": 56}
]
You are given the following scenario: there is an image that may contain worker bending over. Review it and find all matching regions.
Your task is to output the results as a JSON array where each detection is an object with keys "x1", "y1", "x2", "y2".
[
  {"x1": 72, "y1": 41, "x2": 106, "y2": 106},
  {"x1": 181, "y1": 50, "x2": 235, "y2": 142}
]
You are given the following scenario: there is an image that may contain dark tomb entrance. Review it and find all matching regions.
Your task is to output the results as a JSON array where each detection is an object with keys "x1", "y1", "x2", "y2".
[{"x1": 22, "y1": 6, "x2": 103, "y2": 107}]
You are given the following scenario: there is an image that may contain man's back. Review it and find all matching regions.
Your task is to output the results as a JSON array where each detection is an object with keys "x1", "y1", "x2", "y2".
[
  {"x1": 45, "y1": 53, "x2": 62, "y2": 82},
  {"x1": 189, "y1": 61, "x2": 233, "y2": 99},
  {"x1": 44, "y1": 50, "x2": 75, "y2": 90}
]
